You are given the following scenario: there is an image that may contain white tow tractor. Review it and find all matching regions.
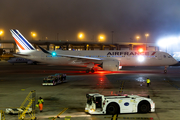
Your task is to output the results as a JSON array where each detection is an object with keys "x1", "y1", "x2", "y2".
[
  {"x1": 42, "y1": 73, "x2": 67, "y2": 86},
  {"x1": 85, "y1": 93, "x2": 155, "y2": 115}
]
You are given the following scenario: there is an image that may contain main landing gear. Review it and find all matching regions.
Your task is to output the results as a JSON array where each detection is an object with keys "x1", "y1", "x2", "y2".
[{"x1": 86, "y1": 68, "x2": 95, "y2": 73}]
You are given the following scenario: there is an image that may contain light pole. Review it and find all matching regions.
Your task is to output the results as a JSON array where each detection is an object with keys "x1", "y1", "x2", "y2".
[
  {"x1": 111, "y1": 31, "x2": 114, "y2": 44},
  {"x1": 31, "y1": 32, "x2": 36, "y2": 40},
  {"x1": 145, "y1": 34, "x2": 149, "y2": 43},
  {"x1": 77, "y1": 32, "x2": 84, "y2": 41},
  {"x1": 98, "y1": 34, "x2": 105, "y2": 42},
  {"x1": 145, "y1": 34, "x2": 149, "y2": 50},
  {"x1": 79, "y1": 34, "x2": 83, "y2": 38},
  {"x1": 57, "y1": 33, "x2": 59, "y2": 41},
  {"x1": 0, "y1": 30, "x2": 4, "y2": 40},
  {"x1": 99, "y1": 36, "x2": 104, "y2": 41},
  {"x1": 136, "y1": 36, "x2": 140, "y2": 42}
]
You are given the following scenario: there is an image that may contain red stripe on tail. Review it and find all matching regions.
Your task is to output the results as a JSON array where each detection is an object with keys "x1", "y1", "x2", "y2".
[{"x1": 14, "y1": 37, "x2": 25, "y2": 50}]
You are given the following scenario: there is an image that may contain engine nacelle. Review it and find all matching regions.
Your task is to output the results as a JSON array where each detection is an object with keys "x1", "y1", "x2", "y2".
[
  {"x1": 100, "y1": 60, "x2": 119, "y2": 71},
  {"x1": 27, "y1": 61, "x2": 36, "y2": 65},
  {"x1": 27, "y1": 61, "x2": 33, "y2": 64}
]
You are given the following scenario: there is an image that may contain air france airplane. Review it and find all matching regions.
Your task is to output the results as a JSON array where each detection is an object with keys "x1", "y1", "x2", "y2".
[
  {"x1": 8, "y1": 57, "x2": 37, "y2": 65},
  {"x1": 10, "y1": 29, "x2": 178, "y2": 73}
]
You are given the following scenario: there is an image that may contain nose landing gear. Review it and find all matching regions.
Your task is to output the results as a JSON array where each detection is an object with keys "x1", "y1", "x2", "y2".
[
  {"x1": 86, "y1": 68, "x2": 95, "y2": 73},
  {"x1": 91, "y1": 69, "x2": 95, "y2": 73},
  {"x1": 86, "y1": 69, "x2": 90, "y2": 73},
  {"x1": 164, "y1": 66, "x2": 168, "y2": 73}
]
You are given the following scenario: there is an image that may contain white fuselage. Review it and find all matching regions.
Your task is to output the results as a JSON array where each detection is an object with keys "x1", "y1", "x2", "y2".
[
  {"x1": 8, "y1": 57, "x2": 31, "y2": 63},
  {"x1": 15, "y1": 50, "x2": 178, "y2": 68}
]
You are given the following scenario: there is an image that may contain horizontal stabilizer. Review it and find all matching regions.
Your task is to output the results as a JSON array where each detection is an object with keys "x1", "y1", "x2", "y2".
[
  {"x1": 38, "y1": 46, "x2": 51, "y2": 54},
  {"x1": 13, "y1": 53, "x2": 30, "y2": 57}
]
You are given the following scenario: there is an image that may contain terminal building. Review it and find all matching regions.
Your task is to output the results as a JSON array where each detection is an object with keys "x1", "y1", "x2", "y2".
[{"x1": 0, "y1": 40, "x2": 159, "y2": 54}]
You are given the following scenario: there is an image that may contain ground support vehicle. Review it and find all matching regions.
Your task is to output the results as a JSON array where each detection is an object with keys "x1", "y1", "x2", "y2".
[
  {"x1": 5, "y1": 108, "x2": 32, "y2": 115},
  {"x1": 42, "y1": 73, "x2": 67, "y2": 86},
  {"x1": 0, "y1": 110, "x2": 6, "y2": 120},
  {"x1": 85, "y1": 93, "x2": 155, "y2": 115},
  {"x1": 0, "y1": 53, "x2": 14, "y2": 61}
]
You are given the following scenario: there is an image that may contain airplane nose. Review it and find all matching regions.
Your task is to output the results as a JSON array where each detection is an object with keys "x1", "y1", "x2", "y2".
[{"x1": 172, "y1": 59, "x2": 178, "y2": 65}]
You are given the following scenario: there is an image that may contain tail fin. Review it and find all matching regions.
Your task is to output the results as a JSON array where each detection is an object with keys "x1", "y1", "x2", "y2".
[{"x1": 10, "y1": 29, "x2": 36, "y2": 52}]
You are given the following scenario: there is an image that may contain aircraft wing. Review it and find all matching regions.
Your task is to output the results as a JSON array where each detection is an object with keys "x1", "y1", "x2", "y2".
[
  {"x1": 38, "y1": 45, "x2": 104, "y2": 61},
  {"x1": 56, "y1": 54, "x2": 104, "y2": 60}
]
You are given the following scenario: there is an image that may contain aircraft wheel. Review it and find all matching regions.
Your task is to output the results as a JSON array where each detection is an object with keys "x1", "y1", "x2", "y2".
[
  {"x1": 164, "y1": 70, "x2": 167, "y2": 73},
  {"x1": 91, "y1": 69, "x2": 95, "y2": 73},
  {"x1": 86, "y1": 69, "x2": 90, "y2": 73}
]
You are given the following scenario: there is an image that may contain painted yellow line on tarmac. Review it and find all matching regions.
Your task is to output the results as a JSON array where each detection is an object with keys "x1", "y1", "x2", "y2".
[
  {"x1": 49, "y1": 108, "x2": 68, "y2": 120},
  {"x1": 21, "y1": 89, "x2": 25, "y2": 91},
  {"x1": 105, "y1": 116, "x2": 153, "y2": 119},
  {"x1": 113, "y1": 114, "x2": 117, "y2": 120},
  {"x1": 39, "y1": 114, "x2": 91, "y2": 119}
]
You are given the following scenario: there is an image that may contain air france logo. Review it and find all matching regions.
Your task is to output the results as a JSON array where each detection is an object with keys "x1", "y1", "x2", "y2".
[
  {"x1": 107, "y1": 52, "x2": 156, "y2": 56},
  {"x1": 124, "y1": 102, "x2": 129, "y2": 106}
]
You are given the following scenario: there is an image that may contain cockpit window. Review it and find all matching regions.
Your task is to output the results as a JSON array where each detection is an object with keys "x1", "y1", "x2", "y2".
[{"x1": 168, "y1": 55, "x2": 172, "y2": 58}]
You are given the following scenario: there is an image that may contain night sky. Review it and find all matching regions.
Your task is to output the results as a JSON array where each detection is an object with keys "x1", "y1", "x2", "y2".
[{"x1": 1, "y1": 0, "x2": 180, "y2": 43}]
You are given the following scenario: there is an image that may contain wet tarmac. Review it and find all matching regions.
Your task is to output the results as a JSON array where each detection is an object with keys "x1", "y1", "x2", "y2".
[{"x1": 1, "y1": 61, "x2": 180, "y2": 120}]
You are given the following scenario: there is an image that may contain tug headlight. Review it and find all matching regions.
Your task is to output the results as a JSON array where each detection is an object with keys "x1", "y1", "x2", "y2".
[
  {"x1": 90, "y1": 109, "x2": 95, "y2": 113},
  {"x1": 85, "y1": 108, "x2": 89, "y2": 112}
]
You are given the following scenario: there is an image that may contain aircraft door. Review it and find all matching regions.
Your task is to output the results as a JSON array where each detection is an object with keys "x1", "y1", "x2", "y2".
[
  {"x1": 127, "y1": 55, "x2": 130, "y2": 60},
  {"x1": 41, "y1": 53, "x2": 46, "y2": 60},
  {"x1": 158, "y1": 53, "x2": 162, "y2": 60}
]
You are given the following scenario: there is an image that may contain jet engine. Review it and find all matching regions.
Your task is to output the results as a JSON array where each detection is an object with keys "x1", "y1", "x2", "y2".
[
  {"x1": 27, "y1": 61, "x2": 37, "y2": 65},
  {"x1": 99, "y1": 60, "x2": 119, "y2": 71}
]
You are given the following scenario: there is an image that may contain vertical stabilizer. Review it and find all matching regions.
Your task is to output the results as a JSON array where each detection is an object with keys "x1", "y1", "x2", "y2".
[{"x1": 10, "y1": 29, "x2": 36, "y2": 52}]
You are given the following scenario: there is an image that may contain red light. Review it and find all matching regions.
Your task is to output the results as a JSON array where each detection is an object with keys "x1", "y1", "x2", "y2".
[
  {"x1": 100, "y1": 78, "x2": 104, "y2": 81},
  {"x1": 103, "y1": 100, "x2": 105, "y2": 105},
  {"x1": 138, "y1": 48, "x2": 143, "y2": 53},
  {"x1": 96, "y1": 70, "x2": 112, "y2": 74}
]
